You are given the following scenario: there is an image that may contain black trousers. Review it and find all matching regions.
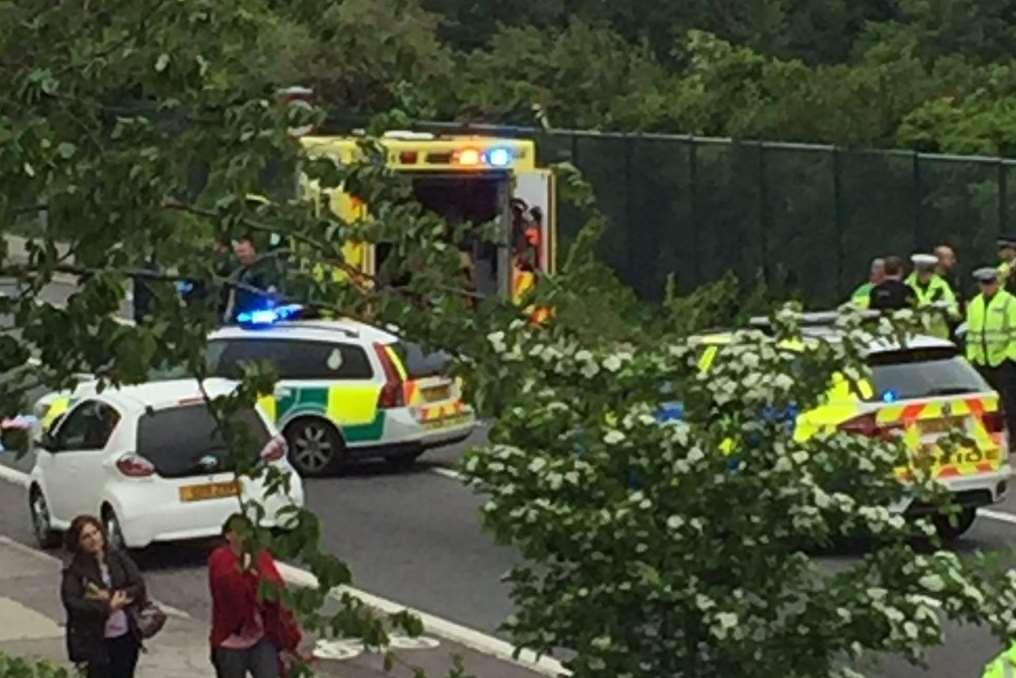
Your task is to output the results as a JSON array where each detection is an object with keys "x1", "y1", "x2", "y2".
[
  {"x1": 86, "y1": 633, "x2": 140, "y2": 678},
  {"x1": 976, "y1": 360, "x2": 1016, "y2": 440}
]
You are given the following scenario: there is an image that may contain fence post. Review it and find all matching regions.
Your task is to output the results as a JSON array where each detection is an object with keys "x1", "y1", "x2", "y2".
[
  {"x1": 912, "y1": 152, "x2": 921, "y2": 251},
  {"x1": 758, "y1": 142, "x2": 769, "y2": 287},
  {"x1": 833, "y1": 147, "x2": 845, "y2": 299},
  {"x1": 624, "y1": 137, "x2": 635, "y2": 293},
  {"x1": 1000, "y1": 161, "x2": 1008, "y2": 239},
  {"x1": 689, "y1": 138, "x2": 700, "y2": 286}
]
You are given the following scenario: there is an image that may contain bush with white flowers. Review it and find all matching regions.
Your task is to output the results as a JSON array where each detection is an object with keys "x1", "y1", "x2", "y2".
[{"x1": 462, "y1": 306, "x2": 1016, "y2": 677}]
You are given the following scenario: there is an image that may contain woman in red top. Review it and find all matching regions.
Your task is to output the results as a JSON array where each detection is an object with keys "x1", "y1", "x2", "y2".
[{"x1": 209, "y1": 513, "x2": 301, "y2": 678}]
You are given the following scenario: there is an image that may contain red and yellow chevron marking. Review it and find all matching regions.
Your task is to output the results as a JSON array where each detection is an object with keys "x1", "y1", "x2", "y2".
[
  {"x1": 880, "y1": 396, "x2": 1004, "y2": 480},
  {"x1": 419, "y1": 401, "x2": 468, "y2": 423}
]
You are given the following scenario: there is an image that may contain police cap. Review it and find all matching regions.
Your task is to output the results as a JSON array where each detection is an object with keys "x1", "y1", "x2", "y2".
[
  {"x1": 973, "y1": 266, "x2": 1000, "y2": 283},
  {"x1": 910, "y1": 253, "x2": 938, "y2": 269}
]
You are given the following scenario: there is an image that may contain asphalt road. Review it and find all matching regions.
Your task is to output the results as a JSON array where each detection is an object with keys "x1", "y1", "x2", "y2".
[{"x1": 3, "y1": 275, "x2": 1016, "y2": 676}]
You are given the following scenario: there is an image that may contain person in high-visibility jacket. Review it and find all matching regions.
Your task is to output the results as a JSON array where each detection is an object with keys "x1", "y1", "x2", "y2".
[
  {"x1": 998, "y1": 235, "x2": 1016, "y2": 294},
  {"x1": 966, "y1": 266, "x2": 1016, "y2": 436},
  {"x1": 849, "y1": 257, "x2": 885, "y2": 308},
  {"x1": 905, "y1": 253, "x2": 959, "y2": 339},
  {"x1": 981, "y1": 643, "x2": 1016, "y2": 677}
]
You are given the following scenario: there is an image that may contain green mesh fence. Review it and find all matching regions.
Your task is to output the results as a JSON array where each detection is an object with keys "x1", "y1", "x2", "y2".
[{"x1": 328, "y1": 118, "x2": 1016, "y2": 307}]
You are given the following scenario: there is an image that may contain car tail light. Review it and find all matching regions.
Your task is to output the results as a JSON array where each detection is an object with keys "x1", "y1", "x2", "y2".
[
  {"x1": 373, "y1": 343, "x2": 405, "y2": 409},
  {"x1": 260, "y1": 436, "x2": 287, "y2": 463},
  {"x1": 983, "y1": 410, "x2": 1007, "y2": 435},
  {"x1": 116, "y1": 453, "x2": 155, "y2": 477},
  {"x1": 838, "y1": 412, "x2": 904, "y2": 440}
]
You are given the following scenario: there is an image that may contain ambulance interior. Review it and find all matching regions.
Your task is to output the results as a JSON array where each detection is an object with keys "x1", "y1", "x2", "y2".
[{"x1": 375, "y1": 172, "x2": 510, "y2": 299}]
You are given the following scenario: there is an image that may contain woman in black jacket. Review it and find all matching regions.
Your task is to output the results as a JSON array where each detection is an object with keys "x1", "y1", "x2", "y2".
[{"x1": 61, "y1": 515, "x2": 146, "y2": 678}]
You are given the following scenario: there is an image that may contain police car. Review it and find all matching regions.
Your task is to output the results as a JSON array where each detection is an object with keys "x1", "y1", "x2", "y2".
[
  {"x1": 677, "y1": 314, "x2": 1011, "y2": 540},
  {"x1": 36, "y1": 306, "x2": 476, "y2": 477}
]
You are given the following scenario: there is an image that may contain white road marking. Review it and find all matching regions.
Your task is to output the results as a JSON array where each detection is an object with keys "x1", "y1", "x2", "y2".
[
  {"x1": 978, "y1": 508, "x2": 1016, "y2": 525},
  {"x1": 276, "y1": 562, "x2": 570, "y2": 677},
  {"x1": 429, "y1": 466, "x2": 464, "y2": 481}
]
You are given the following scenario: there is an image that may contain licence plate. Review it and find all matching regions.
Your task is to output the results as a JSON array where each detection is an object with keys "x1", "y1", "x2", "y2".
[
  {"x1": 919, "y1": 417, "x2": 967, "y2": 435},
  {"x1": 421, "y1": 385, "x2": 451, "y2": 402},
  {"x1": 179, "y1": 481, "x2": 240, "y2": 502},
  {"x1": 423, "y1": 414, "x2": 471, "y2": 431}
]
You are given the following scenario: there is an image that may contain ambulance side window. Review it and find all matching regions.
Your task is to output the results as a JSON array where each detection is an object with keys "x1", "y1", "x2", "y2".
[{"x1": 209, "y1": 338, "x2": 373, "y2": 381}]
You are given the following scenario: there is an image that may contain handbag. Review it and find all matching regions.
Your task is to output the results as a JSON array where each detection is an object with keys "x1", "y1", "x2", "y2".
[{"x1": 131, "y1": 598, "x2": 167, "y2": 639}]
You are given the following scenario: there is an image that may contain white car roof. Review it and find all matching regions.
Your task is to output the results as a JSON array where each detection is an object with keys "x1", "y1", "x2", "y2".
[
  {"x1": 209, "y1": 319, "x2": 399, "y2": 345},
  {"x1": 92, "y1": 378, "x2": 240, "y2": 413},
  {"x1": 799, "y1": 326, "x2": 957, "y2": 355}
]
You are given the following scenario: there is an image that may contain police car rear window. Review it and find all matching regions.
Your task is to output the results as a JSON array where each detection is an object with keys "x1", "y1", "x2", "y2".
[
  {"x1": 136, "y1": 405, "x2": 270, "y2": 478},
  {"x1": 866, "y1": 348, "x2": 989, "y2": 401},
  {"x1": 207, "y1": 339, "x2": 373, "y2": 380}
]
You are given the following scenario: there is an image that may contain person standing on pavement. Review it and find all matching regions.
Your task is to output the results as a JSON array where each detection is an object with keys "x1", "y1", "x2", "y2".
[
  {"x1": 209, "y1": 513, "x2": 301, "y2": 678},
  {"x1": 849, "y1": 257, "x2": 885, "y2": 308},
  {"x1": 905, "y1": 253, "x2": 959, "y2": 339},
  {"x1": 868, "y1": 255, "x2": 917, "y2": 311},
  {"x1": 965, "y1": 267, "x2": 1016, "y2": 435},
  {"x1": 61, "y1": 515, "x2": 146, "y2": 678}
]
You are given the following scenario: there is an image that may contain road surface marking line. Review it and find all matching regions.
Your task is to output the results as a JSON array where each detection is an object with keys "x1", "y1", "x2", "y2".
[
  {"x1": 429, "y1": 466, "x2": 463, "y2": 481},
  {"x1": 276, "y1": 562, "x2": 569, "y2": 677},
  {"x1": 0, "y1": 463, "x2": 29, "y2": 488},
  {"x1": 979, "y1": 508, "x2": 1016, "y2": 525}
]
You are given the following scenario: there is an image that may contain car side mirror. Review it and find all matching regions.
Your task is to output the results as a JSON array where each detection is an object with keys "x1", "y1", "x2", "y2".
[{"x1": 38, "y1": 431, "x2": 60, "y2": 452}]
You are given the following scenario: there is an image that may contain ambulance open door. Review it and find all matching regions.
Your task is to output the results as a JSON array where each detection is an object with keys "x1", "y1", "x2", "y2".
[{"x1": 512, "y1": 169, "x2": 557, "y2": 274}]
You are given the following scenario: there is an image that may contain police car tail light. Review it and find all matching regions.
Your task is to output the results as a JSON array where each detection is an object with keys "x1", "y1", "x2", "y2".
[
  {"x1": 838, "y1": 413, "x2": 904, "y2": 439},
  {"x1": 983, "y1": 410, "x2": 1007, "y2": 435},
  {"x1": 116, "y1": 453, "x2": 155, "y2": 477},
  {"x1": 373, "y1": 343, "x2": 405, "y2": 409}
]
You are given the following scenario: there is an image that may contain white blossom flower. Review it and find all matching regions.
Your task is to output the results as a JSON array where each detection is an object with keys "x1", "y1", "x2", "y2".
[
  {"x1": 919, "y1": 575, "x2": 945, "y2": 593},
  {"x1": 604, "y1": 430, "x2": 626, "y2": 445},
  {"x1": 580, "y1": 362, "x2": 600, "y2": 379},
  {"x1": 696, "y1": 594, "x2": 715, "y2": 611},
  {"x1": 667, "y1": 515, "x2": 685, "y2": 530},
  {"x1": 602, "y1": 354, "x2": 623, "y2": 373}
]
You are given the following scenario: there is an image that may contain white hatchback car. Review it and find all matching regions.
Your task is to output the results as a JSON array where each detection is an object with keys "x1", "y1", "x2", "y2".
[{"x1": 27, "y1": 379, "x2": 304, "y2": 550}]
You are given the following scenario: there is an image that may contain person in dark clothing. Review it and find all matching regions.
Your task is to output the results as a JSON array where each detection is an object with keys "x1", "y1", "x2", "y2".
[
  {"x1": 869, "y1": 255, "x2": 917, "y2": 311},
  {"x1": 61, "y1": 515, "x2": 146, "y2": 678},
  {"x1": 223, "y1": 236, "x2": 283, "y2": 323}
]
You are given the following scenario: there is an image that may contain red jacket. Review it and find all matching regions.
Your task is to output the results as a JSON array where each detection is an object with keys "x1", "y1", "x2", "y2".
[{"x1": 208, "y1": 545, "x2": 301, "y2": 654}]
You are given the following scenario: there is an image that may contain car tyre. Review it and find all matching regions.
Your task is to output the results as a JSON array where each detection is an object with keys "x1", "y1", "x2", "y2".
[
  {"x1": 933, "y1": 507, "x2": 976, "y2": 542},
  {"x1": 284, "y1": 418, "x2": 345, "y2": 477},
  {"x1": 28, "y1": 487, "x2": 60, "y2": 549},
  {"x1": 102, "y1": 506, "x2": 127, "y2": 552}
]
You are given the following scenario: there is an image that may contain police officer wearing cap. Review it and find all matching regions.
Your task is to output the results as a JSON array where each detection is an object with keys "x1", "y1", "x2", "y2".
[
  {"x1": 905, "y1": 253, "x2": 959, "y2": 339},
  {"x1": 966, "y1": 266, "x2": 1016, "y2": 435}
]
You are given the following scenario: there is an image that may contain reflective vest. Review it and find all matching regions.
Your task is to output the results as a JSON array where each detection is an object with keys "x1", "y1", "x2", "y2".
[
  {"x1": 905, "y1": 273, "x2": 959, "y2": 339},
  {"x1": 966, "y1": 290, "x2": 1016, "y2": 367},
  {"x1": 850, "y1": 282, "x2": 873, "y2": 309},
  {"x1": 982, "y1": 644, "x2": 1016, "y2": 677}
]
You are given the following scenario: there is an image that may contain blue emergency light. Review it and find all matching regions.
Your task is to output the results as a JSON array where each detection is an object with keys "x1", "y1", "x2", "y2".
[
  {"x1": 484, "y1": 147, "x2": 512, "y2": 168},
  {"x1": 882, "y1": 389, "x2": 899, "y2": 404},
  {"x1": 236, "y1": 303, "x2": 304, "y2": 326}
]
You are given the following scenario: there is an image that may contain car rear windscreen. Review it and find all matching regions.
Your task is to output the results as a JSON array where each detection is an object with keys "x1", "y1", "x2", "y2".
[
  {"x1": 389, "y1": 341, "x2": 452, "y2": 379},
  {"x1": 867, "y1": 347, "x2": 990, "y2": 401},
  {"x1": 136, "y1": 405, "x2": 271, "y2": 478}
]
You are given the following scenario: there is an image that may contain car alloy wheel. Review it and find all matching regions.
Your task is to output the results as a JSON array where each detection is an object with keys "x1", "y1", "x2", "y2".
[
  {"x1": 103, "y1": 509, "x2": 126, "y2": 551},
  {"x1": 29, "y1": 489, "x2": 59, "y2": 549},
  {"x1": 286, "y1": 419, "x2": 343, "y2": 477}
]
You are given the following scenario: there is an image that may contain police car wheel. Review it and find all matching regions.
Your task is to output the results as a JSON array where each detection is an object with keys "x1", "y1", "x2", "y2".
[
  {"x1": 285, "y1": 419, "x2": 344, "y2": 477},
  {"x1": 28, "y1": 487, "x2": 60, "y2": 549},
  {"x1": 932, "y1": 507, "x2": 976, "y2": 542}
]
